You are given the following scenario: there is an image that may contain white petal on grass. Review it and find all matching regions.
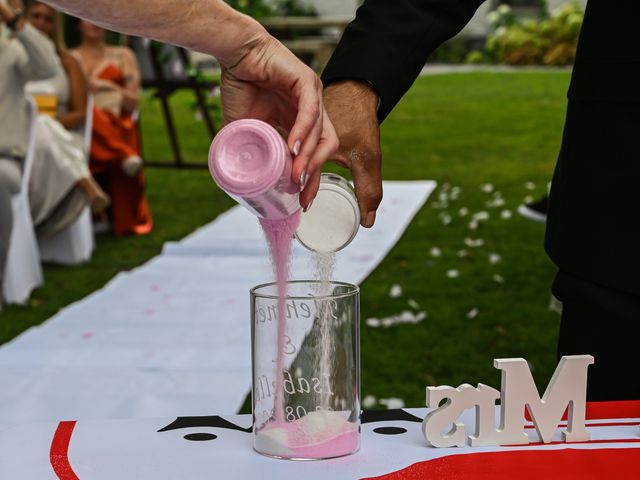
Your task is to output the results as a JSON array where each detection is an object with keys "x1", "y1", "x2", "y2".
[
  {"x1": 468, "y1": 220, "x2": 479, "y2": 231},
  {"x1": 430, "y1": 247, "x2": 442, "y2": 258},
  {"x1": 464, "y1": 237, "x2": 485, "y2": 248},
  {"x1": 472, "y1": 211, "x2": 490, "y2": 222},
  {"x1": 438, "y1": 212, "x2": 452, "y2": 226},
  {"x1": 458, "y1": 207, "x2": 469, "y2": 217},
  {"x1": 549, "y1": 295, "x2": 563, "y2": 314},
  {"x1": 450, "y1": 186, "x2": 461, "y2": 200},
  {"x1": 486, "y1": 197, "x2": 505, "y2": 208},
  {"x1": 525, "y1": 181, "x2": 536, "y2": 190},
  {"x1": 523, "y1": 195, "x2": 534, "y2": 204},
  {"x1": 493, "y1": 274, "x2": 505, "y2": 284},
  {"x1": 500, "y1": 209, "x2": 513, "y2": 219},
  {"x1": 389, "y1": 284, "x2": 402, "y2": 298},
  {"x1": 480, "y1": 183, "x2": 494, "y2": 193},
  {"x1": 408, "y1": 298, "x2": 420, "y2": 310},
  {"x1": 489, "y1": 253, "x2": 502, "y2": 265},
  {"x1": 368, "y1": 310, "x2": 427, "y2": 328},
  {"x1": 366, "y1": 318, "x2": 381, "y2": 328},
  {"x1": 467, "y1": 308, "x2": 479, "y2": 319},
  {"x1": 363, "y1": 395, "x2": 377, "y2": 409},
  {"x1": 379, "y1": 397, "x2": 406, "y2": 409},
  {"x1": 457, "y1": 249, "x2": 469, "y2": 258},
  {"x1": 447, "y1": 269, "x2": 460, "y2": 278}
]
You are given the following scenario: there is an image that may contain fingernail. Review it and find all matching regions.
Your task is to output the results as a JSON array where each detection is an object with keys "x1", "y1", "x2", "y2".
[
  {"x1": 364, "y1": 211, "x2": 376, "y2": 228},
  {"x1": 299, "y1": 170, "x2": 307, "y2": 188},
  {"x1": 292, "y1": 140, "x2": 301, "y2": 156},
  {"x1": 303, "y1": 199, "x2": 313, "y2": 213}
]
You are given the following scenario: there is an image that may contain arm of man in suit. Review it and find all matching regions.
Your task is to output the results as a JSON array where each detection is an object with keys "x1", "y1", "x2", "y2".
[{"x1": 322, "y1": 0, "x2": 485, "y2": 227}]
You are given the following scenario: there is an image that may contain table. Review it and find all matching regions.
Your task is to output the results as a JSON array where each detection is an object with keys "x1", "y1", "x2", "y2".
[
  {"x1": 0, "y1": 403, "x2": 638, "y2": 479},
  {"x1": 260, "y1": 16, "x2": 353, "y2": 71}
]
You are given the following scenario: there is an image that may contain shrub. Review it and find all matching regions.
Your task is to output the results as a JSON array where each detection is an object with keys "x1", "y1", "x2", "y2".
[{"x1": 469, "y1": 2, "x2": 584, "y2": 66}]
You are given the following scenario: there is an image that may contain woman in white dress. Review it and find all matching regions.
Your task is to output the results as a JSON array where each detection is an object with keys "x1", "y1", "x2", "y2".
[{"x1": 25, "y1": 1, "x2": 110, "y2": 238}]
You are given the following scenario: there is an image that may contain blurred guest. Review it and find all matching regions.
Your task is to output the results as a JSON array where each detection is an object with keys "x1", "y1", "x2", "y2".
[
  {"x1": 25, "y1": 1, "x2": 111, "y2": 239},
  {"x1": 0, "y1": 0, "x2": 57, "y2": 309},
  {"x1": 73, "y1": 19, "x2": 152, "y2": 235}
]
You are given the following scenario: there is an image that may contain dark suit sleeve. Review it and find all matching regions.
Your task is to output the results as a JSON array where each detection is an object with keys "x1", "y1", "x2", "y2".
[{"x1": 322, "y1": 0, "x2": 485, "y2": 122}]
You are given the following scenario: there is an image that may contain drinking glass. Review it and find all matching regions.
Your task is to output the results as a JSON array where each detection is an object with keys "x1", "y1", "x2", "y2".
[{"x1": 251, "y1": 280, "x2": 360, "y2": 460}]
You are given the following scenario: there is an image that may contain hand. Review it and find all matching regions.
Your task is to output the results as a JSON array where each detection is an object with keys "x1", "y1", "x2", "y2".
[
  {"x1": 219, "y1": 30, "x2": 338, "y2": 209},
  {"x1": 0, "y1": 1, "x2": 22, "y2": 26},
  {"x1": 323, "y1": 80, "x2": 382, "y2": 228}
]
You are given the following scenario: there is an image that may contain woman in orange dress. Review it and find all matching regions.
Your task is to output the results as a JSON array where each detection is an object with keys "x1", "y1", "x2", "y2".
[{"x1": 72, "y1": 20, "x2": 152, "y2": 236}]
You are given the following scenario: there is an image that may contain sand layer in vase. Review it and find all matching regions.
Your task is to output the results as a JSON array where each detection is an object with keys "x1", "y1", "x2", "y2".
[{"x1": 255, "y1": 410, "x2": 359, "y2": 459}]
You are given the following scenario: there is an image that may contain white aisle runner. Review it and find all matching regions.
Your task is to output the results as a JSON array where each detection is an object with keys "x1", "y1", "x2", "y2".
[{"x1": 0, "y1": 181, "x2": 436, "y2": 429}]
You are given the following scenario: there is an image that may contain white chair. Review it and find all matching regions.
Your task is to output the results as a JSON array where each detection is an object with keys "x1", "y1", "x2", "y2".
[
  {"x1": 38, "y1": 95, "x2": 95, "y2": 265},
  {"x1": 3, "y1": 97, "x2": 44, "y2": 304}
]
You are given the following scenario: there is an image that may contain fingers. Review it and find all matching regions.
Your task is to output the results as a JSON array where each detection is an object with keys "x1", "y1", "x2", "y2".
[
  {"x1": 350, "y1": 150, "x2": 383, "y2": 228},
  {"x1": 288, "y1": 72, "x2": 323, "y2": 185},
  {"x1": 298, "y1": 111, "x2": 339, "y2": 209},
  {"x1": 299, "y1": 168, "x2": 321, "y2": 211}
]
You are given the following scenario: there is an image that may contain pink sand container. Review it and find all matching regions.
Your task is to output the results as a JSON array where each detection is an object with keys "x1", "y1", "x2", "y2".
[{"x1": 208, "y1": 119, "x2": 301, "y2": 220}]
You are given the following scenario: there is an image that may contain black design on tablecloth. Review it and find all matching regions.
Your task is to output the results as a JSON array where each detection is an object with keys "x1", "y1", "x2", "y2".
[
  {"x1": 183, "y1": 433, "x2": 218, "y2": 441},
  {"x1": 363, "y1": 409, "x2": 423, "y2": 436},
  {"x1": 362, "y1": 409, "x2": 423, "y2": 424},
  {"x1": 158, "y1": 415, "x2": 252, "y2": 441},
  {"x1": 373, "y1": 427, "x2": 408, "y2": 435}
]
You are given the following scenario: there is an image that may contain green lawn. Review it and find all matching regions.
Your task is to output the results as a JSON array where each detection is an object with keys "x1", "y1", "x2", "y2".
[{"x1": 1, "y1": 71, "x2": 570, "y2": 409}]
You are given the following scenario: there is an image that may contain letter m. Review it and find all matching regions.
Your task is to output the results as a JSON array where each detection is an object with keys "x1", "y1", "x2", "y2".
[{"x1": 496, "y1": 355, "x2": 594, "y2": 444}]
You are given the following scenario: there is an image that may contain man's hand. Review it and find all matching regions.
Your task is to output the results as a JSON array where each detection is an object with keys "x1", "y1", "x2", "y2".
[
  {"x1": 323, "y1": 80, "x2": 382, "y2": 228},
  {"x1": 220, "y1": 31, "x2": 338, "y2": 209}
]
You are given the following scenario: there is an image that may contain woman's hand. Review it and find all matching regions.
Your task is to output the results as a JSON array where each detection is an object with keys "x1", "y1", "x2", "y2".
[{"x1": 220, "y1": 30, "x2": 338, "y2": 209}]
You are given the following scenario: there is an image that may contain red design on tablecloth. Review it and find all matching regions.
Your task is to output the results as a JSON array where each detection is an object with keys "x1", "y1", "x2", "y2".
[
  {"x1": 525, "y1": 400, "x2": 640, "y2": 422},
  {"x1": 364, "y1": 448, "x2": 639, "y2": 480},
  {"x1": 50, "y1": 421, "x2": 79, "y2": 480}
]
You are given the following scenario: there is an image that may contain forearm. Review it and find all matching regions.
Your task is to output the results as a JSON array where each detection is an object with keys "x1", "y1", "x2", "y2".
[
  {"x1": 44, "y1": 0, "x2": 266, "y2": 66},
  {"x1": 58, "y1": 110, "x2": 84, "y2": 130},
  {"x1": 15, "y1": 24, "x2": 58, "y2": 80},
  {"x1": 322, "y1": 0, "x2": 485, "y2": 122}
]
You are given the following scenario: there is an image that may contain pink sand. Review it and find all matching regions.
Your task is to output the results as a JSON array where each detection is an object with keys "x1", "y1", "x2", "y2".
[
  {"x1": 256, "y1": 414, "x2": 359, "y2": 459},
  {"x1": 259, "y1": 212, "x2": 301, "y2": 423}
]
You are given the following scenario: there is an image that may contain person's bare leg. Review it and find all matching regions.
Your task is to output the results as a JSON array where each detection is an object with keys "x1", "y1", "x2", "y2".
[{"x1": 76, "y1": 177, "x2": 111, "y2": 214}]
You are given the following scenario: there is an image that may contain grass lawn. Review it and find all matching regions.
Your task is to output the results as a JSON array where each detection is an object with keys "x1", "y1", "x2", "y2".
[{"x1": 1, "y1": 71, "x2": 570, "y2": 410}]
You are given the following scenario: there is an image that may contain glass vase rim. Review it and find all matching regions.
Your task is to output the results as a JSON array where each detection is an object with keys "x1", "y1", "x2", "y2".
[{"x1": 250, "y1": 280, "x2": 359, "y2": 300}]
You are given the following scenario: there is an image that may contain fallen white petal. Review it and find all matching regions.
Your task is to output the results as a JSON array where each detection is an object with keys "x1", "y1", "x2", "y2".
[
  {"x1": 468, "y1": 220, "x2": 479, "y2": 230},
  {"x1": 430, "y1": 247, "x2": 442, "y2": 258},
  {"x1": 480, "y1": 183, "x2": 494, "y2": 193},
  {"x1": 523, "y1": 195, "x2": 534, "y2": 204},
  {"x1": 458, "y1": 207, "x2": 469, "y2": 217},
  {"x1": 457, "y1": 249, "x2": 468, "y2": 257},
  {"x1": 464, "y1": 237, "x2": 485, "y2": 248},
  {"x1": 472, "y1": 211, "x2": 490, "y2": 222},
  {"x1": 486, "y1": 197, "x2": 505, "y2": 208},
  {"x1": 500, "y1": 209, "x2": 513, "y2": 219},
  {"x1": 467, "y1": 308, "x2": 479, "y2": 319},
  {"x1": 390, "y1": 284, "x2": 403, "y2": 298},
  {"x1": 493, "y1": 274, "x2": 505, "y2": 284},
  {"x1": 366, "y1": 318, "x2": 381, "y2": 328},
  {"x1": 408, "y1": 298, "x2": 420, "y2": 310},
  {"x1": 525, "y1": 181, "x2": 536, "y2": 190},
  {"x1": 447, "y1": 269, "x2": 460, "y2": 278},
  {"x1": 549, "y1": 295, "x2": 563, "y2": 314},
  {"x1": 362, "y1": 395, "x2": 377, "y2": 409},
  {"x1": 438, "y1": 212, "x2": 452, "y2": 225},
  {"x1": 489, "y1": 253, "x2": 502, "y2": 265},
  {"x1": 379, "y1": 397, "x2": 406, "y2": 409}
]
